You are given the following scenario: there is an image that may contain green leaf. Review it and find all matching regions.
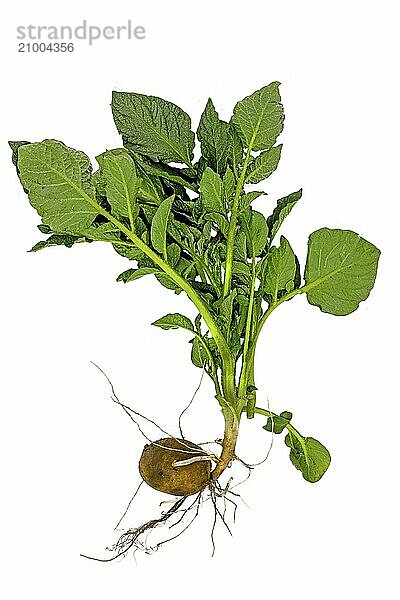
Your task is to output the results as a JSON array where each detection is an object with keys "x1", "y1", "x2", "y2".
[
  {"x1": 223, "y1": 167, "x2": 235, "y2": 204},
  {"x1": 152, "y1": 313, "x2": 194, "y2": 332},
  {"x1": 213, "y1": 290, "x2": 237, "y2": 334},
  {"x1": 117, "y1": 267, "x2": 158, "y2": 283},
  {"x1": 231, "y1": 82, "x2": 284, "y2": 151},
  {"x1": 97, "y1": 147, "x2": 165, "y2": 205},
  {"x1": 246, "y1": 145, "x2": 282, "y2": 184},
  {"x1": 197, "y1": 98, "x2": 231, "y2": 176},
  {"x1": 92, "y1": 169, "x2": 107, "y2": 197},
  {"x1": 239, "y1": 190, "x2": 264, "y2": 213},
  {"x1": 37, "y1": 224, "x2": 52, "y2": 234},
  {"x1": 233, "y1": 261, "x2": 251, "y2": 276},
  {"x1": 230, "y1": 125, "x2": 244, "y2": 171},
  {"x1": 150, "y1": 195, "x2": 174, "y2": 257},
  {"x1": 137, "y1": 169, "x2": 165, "y2": 205},
  {"x1": 112, "y1": 91, "x2": 195, "y2": 166},
  {"x1": 248, "y1": 210, "x2": 269, "y2": 257},
  {"x1": 130, "y1": 152, "x2": 198, "y2": 191},
  {"x1": 17, "y1": 140, "x2": 98, "y2": 234},
  {"x1": 167, "y1": 243, "x2": 181, "y2": 267},
  {"x1": 155, "y1": 272, "x2": 182, "y2": 294},
  {"x1": 233, "y1": 230, "x2": 247, "y2": 262},
  {"x1": 200, "y1": 167, "x2": 224, "y2": 214},
  {"x1": 191, "y1": 336, "x2": 208, "y2": 368},
  {"x1": 262, "y1": 236, "x2": 297, "y2": 302},
  {"x1": 113, "y1": 242, "x2": 144, "y2": 261},
  {"x1": 194, "y1": 313, "x2": 202, "y2": 333},
  {"x1": 31, "y1": 222, "x2": 125, "y2": 252},
  {"x1": 304, "y1": 228, "x2": 381, "y2": 316},
  {"x1": 85, "y1": 222, "x2": 120, "y2": 241},
  {"x1": 236, "y1": 294, "x2": 250, "y2": 334},
  {"x1": 285, "y1": 433, "x2": 331, "y2": 483},
  {"x1": 30, "y1": 233, "x2": 84, "y2": 252},
  {"x1": 102, "y1": 149, "x2": 139, "y2": 220},
  {"x1": 204, "y1": 212, "x2": 229, "y2": 237},
  {"x1": 263, "y1": 411, "x2": 293, "y2": 434},
  {"x1": 171, "y1": 196, "x2": 194, "y2": 218},
  {"x1": 268, "y1": 189, "x2": 302, "y2": 242}
]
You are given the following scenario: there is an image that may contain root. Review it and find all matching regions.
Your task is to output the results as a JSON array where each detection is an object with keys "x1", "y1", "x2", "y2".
[
  {"x1": 81, "y1": 497, "x2": 187, "y2": 561},
  {"x1": 80, "y1": 470, "x2": 252, "y2": 561},
  {"x1": 82, "y1": 364, "x2": 276, "y2": 559},
  {"x1": 169, "y1": 491, "x2": 203, "y2": 530},
  {"x1": 80, "y1": 493, "x2": 207, "y2": 561}
]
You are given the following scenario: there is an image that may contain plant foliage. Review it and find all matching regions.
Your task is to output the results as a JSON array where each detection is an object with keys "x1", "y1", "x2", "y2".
[{"x1": 11, "y1": 82, "x2": 380, "y2": 483}]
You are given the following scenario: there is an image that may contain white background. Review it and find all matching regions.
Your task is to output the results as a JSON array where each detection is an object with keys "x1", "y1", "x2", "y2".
[{"x1": 1, "y1": 1, "x2": 399, "y2": 598}]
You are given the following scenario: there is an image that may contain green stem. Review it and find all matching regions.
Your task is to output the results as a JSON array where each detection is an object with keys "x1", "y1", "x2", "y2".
[
  {"x1": 255, "y1": 258, "x2": 358, "y2": 347},
  {"x1": 244, "y1": 287, "x2": 309, "y2": 414},
  {"x1": 221, "y1": 362, "x2": 237, "y2": 403},
  {"x1": 236, "y1": 215, "x2": 261, "y2": 410},
  {"x1": 238, "y1": 252, "x2": 256, "y2": 399},
  {"x1": 250, "y1": 285, "x2": 311, "y2": 370},
  {"x1": 251, "y1": 406, "x2": 307, "y2": 455},
  {"x1": 245, "y1": 359, "x2": 256, "y2": 418},
  {"x1": 223, "y1": 142, "x2": 254, "y2": 298}
]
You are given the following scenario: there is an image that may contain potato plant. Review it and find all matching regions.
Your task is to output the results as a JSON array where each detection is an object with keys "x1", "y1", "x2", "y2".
[{"x1": 11, "y1": 82, "x2": 380, "y2": 556}]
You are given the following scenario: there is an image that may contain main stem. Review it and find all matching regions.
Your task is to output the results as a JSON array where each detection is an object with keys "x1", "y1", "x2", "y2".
[{"x1": 210, "y1": 401, "x2": 240, "y2": 481}]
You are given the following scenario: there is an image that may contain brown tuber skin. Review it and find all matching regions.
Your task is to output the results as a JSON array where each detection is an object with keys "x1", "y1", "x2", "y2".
[{"x1": 139, "y1": 437, "x2": 211, "y2": 496}]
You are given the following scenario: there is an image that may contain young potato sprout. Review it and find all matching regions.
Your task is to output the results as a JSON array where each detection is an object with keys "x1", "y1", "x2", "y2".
[{"x1": 11, "y1": 82, "x2": 380, "y2": 559}]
